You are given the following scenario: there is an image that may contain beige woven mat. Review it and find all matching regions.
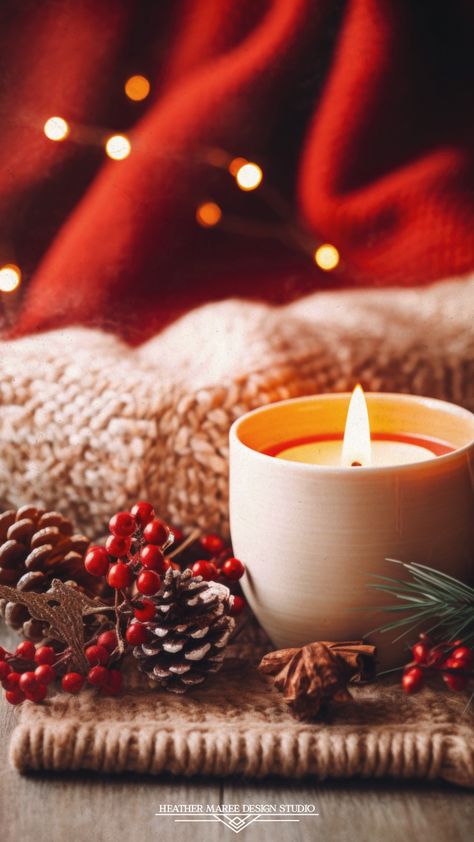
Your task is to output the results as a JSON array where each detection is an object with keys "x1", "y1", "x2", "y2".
[{"x1": 9, "y1": 637, "x2": 474, "y2": 787}]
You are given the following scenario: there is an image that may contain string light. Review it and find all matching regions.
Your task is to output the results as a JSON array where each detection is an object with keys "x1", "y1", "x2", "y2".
[
  {"x1": 125, "y1": 75, "x2": 150, "y2": 101},
  {"x1": 314, "y1": 243, "x2": 340, "y2": 271},
  {"x1": 0, "y1": 264, "x2": 21, "y2": 293},
  {"x1": 196, "y1": 202, "x2": 222, "y2": 227},
  {"x1": 235, "y1": 162, "x2": 263, "y2": 191},
  {"x1": 105, "y1": 134, "x2": 131, "y2": 160},
  {"x1": 43, "y1": 116, "x2": 70, "y2": 142}
]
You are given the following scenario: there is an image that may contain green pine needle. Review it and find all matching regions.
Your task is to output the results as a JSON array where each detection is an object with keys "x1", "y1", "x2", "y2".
[{"x1": 367, "y1": 559, "x2": 474, "y2": 645}]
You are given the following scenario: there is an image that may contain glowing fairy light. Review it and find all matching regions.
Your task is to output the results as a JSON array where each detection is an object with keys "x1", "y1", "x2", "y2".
[
  {"x1": 314, "y1": 243, "x2": 340, "y2": 271},
  {"x1": 105, "y1": 134, "x2": 131, "y2": 160},
  {"x1": 196, "y1": 202, "x2": 222, "y2": 227},
  {"x1": 43, "y1": 116, "x2": 70, "y2": 142},
  {"x1": 124, "y1": 75, "x2": 150, "y2": 101},
  {"x1": 235, "y1": 162, "x2": 263, "y2": 191},
  {"x1": 0, "y1": 264, "x2": 22, "y2": 293}
]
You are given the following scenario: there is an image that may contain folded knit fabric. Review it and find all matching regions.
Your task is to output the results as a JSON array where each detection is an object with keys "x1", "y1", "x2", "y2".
[
  {"x1": 9, "y1": 632, "x2": 474, "y2": 786},
  {"x1": 0, "y1": 276, "x2": 473, "y2": 537}
]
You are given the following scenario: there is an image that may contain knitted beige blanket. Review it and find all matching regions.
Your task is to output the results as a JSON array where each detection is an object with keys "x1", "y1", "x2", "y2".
[
  {"x1": 9, "y1": 634, "x2": 474, "y2": 786},
  {"x1": 0, "y1": 276, "x2": 473, "y2": 537}
]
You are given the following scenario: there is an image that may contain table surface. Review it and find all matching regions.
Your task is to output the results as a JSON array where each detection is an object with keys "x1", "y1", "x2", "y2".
[{"x1": 1, "y1": 628, "x2": 472, "y2": 842}]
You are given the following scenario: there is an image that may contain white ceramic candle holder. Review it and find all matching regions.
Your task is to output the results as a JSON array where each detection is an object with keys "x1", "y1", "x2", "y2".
[{"x1": 229, "y1": 393, "x2": 474, "y2": 665}]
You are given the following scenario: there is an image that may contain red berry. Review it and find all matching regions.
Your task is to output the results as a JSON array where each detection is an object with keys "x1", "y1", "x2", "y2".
[
  {"x1": 6, "y1": 688, "x2": 25, "y2": 705},
  {"x1": 19, "y1": 671, "x2": 38, "y2": 694},
  {"x1": 0, "y1": 646, "x2": 6, "y2": 659},
  {"x1": 411, "y1": 641, "x2": 430, "y2": 664},
  {"x1": 130, "y1": 501, "x2": 155, "y2": 527},
  {"x1": 221, "y1": 557, "x2": 245, "y2": 581},
  {"x1": 85, "y1": 644, "x2": 109, "y2": 666},
  {"x1": 61, "y1": 672, "x2": 85, "y2": 694},
  {"x1": 15, "y1": 641, "x2": 36, "y2": 660},
  {"x1": 102, "y1": 668, "x2": 122, "y2": 696},
  {"x1": 87, "y1": 666, "x2": 108, "y2": 687},
  {"x1": 451, "y1": 646, "x2": 472, "y2": 666},
  {"x1": 444, "y1": 673, "x2": 468, "y2": 691},
  {"x1": 134, "y1": 599, "x2": 156, "y2": 622},
  {"x1": 109, "y1": 511, "x2": 136, "y2": 538},
  {"x1": 402, "y1": 666, "x2": 424, "y2": 694},
  {"x1": 443, "y1": 657, "x2": 469, "y2": 691},
  {"x1": 140, "y1": 544, "x2": 166, "y2": 572},
  {"x1": 229, "y1": 595, "x2": 246, "y2": 616},
  {"x1": 84, "y1": 545, "x2": 110, "y2": 577},
  {"x1": 35, "y1": 664, "x2": 56, "y2": 685},
  {"x1": 107, "y1": 561, "x2": 132, "y2": 589},
  {"x1": 25, "y1": 682, "x2": 47, "y2": 703},
  {"x1": 191, "y1": 560, "x2": 218, "y2": 581},
  {"x1": 0, "y1": 661, "x2": 12, "y2": 681},
  {"x1": 3, "y1": 671, "x2": 21, "y2": 691},
  {"x1": 18, "y1": 673, "x2": 47, "y2": 702},
  {"x1": 105, "y1": 534, "x2": 132, "y2": 557},
  {"x1": 126, "y1": 622, "x2": 148, "y2": 645},
  {"x1": 137, "y1": 569, "x2": 161, "y2": 595},
  {"x1": 143, "y1": 518, "x2": 169, "y2": 546},
  {"x1": 35, "y1": 646, "x2": 55, "y2": 666},
  {"x1": 97, "y1": 630, "x2": 118, "y2": 652},
  {"x1": 199, "y1": 534, "x2": 225, "y2": 555}
]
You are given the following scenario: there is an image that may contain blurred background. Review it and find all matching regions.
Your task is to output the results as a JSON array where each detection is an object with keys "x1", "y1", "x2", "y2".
[{"x1": 1, "y1": 0, "x2": 473, "y2": 343}]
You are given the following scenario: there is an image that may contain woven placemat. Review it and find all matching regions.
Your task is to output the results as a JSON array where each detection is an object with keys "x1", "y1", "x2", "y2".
[{"x1": 9, "y1": 635, "x2": 474, "y2": 787}]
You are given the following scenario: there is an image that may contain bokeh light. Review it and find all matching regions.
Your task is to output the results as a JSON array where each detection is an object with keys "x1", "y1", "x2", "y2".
[
  {"x1": 125, "y1": 75, "x2": 150, "y2": 101},
  {"x1": 105, "y1": 134, "x2": 131, "y2": 160},
  {"x1": 196, "y1": 202, "x2": 222, "y2": 227},
  {"x1": 228, "y1": 156, "x2": 247, "y2": 176},
  {"x1": 0, "y1": 264, "x2": 22, "y2": 293},
  {"x1": 314, "y1": 243, "x2": 340, "y2": 271},
  {"x1": 235, "y1": 162, "x2": 263, "y2": 191},
  {"x1": 43, "y1": 116, "x2": 70, "y2": 141}
]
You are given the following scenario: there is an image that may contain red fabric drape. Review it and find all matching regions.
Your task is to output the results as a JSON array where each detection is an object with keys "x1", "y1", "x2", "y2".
[{"x1": 1, "y1": 0, "x2": 473, "y2": 342}]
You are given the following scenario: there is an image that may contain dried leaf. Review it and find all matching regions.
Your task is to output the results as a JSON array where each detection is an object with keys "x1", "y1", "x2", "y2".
[
  {"x1": 0, "y1": 579, "x2": 112, "y2": 670},
  {"x1": 258, "y1": 639, "x2": 376, "y2": 720}
]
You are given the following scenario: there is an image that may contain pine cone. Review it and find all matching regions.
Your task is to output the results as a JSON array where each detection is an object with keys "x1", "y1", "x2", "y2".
[
  {"x1": 133, "y1": 568, "x2": 235, "y2": 693},
  {"x1": 0, "y1": 505, "x2": 102, "y2": 640}
]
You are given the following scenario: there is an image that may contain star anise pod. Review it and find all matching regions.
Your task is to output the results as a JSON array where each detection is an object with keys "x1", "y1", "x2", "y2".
[{"x1": 258, "y1": 640, "x2": 376, "y2": 720}]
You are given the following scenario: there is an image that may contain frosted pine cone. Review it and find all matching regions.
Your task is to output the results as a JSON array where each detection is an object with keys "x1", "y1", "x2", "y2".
[
  {"x1": 0, "y1": 505, "x2": 102, "y2": 640},
  {"x1": 133, "y1": 568, "x2": 235, "y2": 693}
]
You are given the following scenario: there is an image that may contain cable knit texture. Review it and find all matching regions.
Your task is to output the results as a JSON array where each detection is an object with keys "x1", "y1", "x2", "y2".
[
  {"x1": 9, "y1": 627, "x2": 474, "y2": 786},
  {"x1": 0, "y1": 276, "x2": 473, "y2": 537}
]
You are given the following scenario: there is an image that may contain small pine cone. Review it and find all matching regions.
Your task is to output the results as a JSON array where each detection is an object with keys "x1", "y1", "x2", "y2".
[
  {"x1": 0, "y1": 505, "x2": 103, "y2": 641},
  {"x1": 133, "y1": 568, "x2": 236, "y2": 694}
]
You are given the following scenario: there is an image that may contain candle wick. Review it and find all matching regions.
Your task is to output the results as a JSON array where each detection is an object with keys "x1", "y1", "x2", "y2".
[{"x1": 351, "y1": 461, "x2": 362, "y2": 467}]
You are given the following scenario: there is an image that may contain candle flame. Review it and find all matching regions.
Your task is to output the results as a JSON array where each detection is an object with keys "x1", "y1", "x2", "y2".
[{"x1": 341, "y1": 385, "x2": 371, "y2": 467}]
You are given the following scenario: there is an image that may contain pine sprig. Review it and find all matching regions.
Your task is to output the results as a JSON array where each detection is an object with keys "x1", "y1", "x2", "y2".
[{"x1": 367, "y1": 559, "x2": 474, "y2": 644}]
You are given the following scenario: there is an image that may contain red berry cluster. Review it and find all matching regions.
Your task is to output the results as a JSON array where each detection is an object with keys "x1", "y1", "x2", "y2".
[
  {"x1": 85, "y1": 502, "x2": 172, "y2": 597},
  {"x1": 0, "y1": 632, "x2": 123, "y2": 705},
  {"x1": 191, "y1": 535, "x2": 246, "y2": 616},
  {"x1": 85, "y1": 504, "x2": 246, "y2": 617},
  {"x1": 402, "y1": 635, "x2": 473, "y2": 694}
]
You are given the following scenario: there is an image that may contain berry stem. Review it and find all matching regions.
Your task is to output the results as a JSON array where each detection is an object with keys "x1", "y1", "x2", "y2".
[
  {"x1": 114, "y1": 589, "x2": 125, "y2": 655},
  {"x1": 119, "y1": 589, "x2": 135, "y2": 612},
  {"x1": 166, "y1": 528, "x2": 201, "y2": 559}
]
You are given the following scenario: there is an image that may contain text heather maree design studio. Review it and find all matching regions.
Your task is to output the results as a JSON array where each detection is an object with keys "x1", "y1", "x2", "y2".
[{"x1": 156, "y1": 803, "x2": 319, "y2": 834}]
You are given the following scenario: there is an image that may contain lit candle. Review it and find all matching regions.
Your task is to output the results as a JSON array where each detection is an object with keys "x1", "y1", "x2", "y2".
[
  {"x1": 229, "y1": 392, "x2": 474, "y2": 666},
  {"x1": 269, "y1": 386, "x2": 454, "y2": 467}
]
